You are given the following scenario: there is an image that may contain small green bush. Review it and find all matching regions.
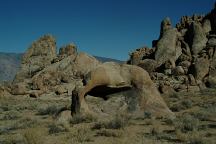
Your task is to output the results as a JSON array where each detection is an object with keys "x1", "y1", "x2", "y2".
[
  {"x1": 0, "y1": 118, "x2": 38, "y2": 134},
  {"x1": 93, "y1": 114, "x2": 130, "y2": 130},
  {"x1": 23, "y1": 128, "x2": 44, "y2": 144},
  {"x1": 1, "y1": 110, "x2": 20, "y2": 120},
  {"x1": 174, "y1": 114, "x2": 199, "y2": 132},
  {"x1": 38, "y1": 104, "x2": 62, "y2": 116},
  {"x1": 69, "y1": 114, "x2": 96, "y2": 125},
  {"x1": 97, "y1": 129, "x2": 123, "y2": 137},
  {"x1": 181, "y1": 99, "x2": 193, "y2": 109},
  {"x1": 71, "y1": 126, "x2": 92, "y2": 143},
  {"x1": 48, "y1": 123, "x2": 68, "y2": 134}
]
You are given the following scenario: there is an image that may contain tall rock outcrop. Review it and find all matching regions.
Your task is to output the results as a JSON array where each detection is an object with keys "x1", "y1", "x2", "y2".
[
  {"x1": 155, "y1": 17, "x2": 182, "y2": 67},
  {"x1": 128, "y1": 4, "x2": 216, "y2": 93},
  {"x1": 187, "y1": 22, "x2": 208, "y2": 56},
  {"x1": 10, "y1": 35, "x2": 100, "y2": 97},
  {"x1": 14, "y1": 35, "x2": 57, "y2": 83}
]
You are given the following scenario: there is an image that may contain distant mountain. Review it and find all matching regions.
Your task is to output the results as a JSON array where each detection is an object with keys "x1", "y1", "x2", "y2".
[
  {"x1": 0, "y1": 52, "x2": 123, "y2": 82},
  {"x1": 94, "y1": 56, "x2": 123, "y2": 63},
  {"x1": 0, "y1": 52, "x2": 22, "y2": 82}
]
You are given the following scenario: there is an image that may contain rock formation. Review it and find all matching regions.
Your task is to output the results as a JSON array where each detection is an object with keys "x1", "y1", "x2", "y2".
[
  {"x1": 3, "y1": 3, "x2": 216, "y2": 120},
  {"x1": 72, "y1": 62, "x2": 174, "y2": 118},
  {"x1": 128, "y1": 5, "x2": 216, "y2": 93},
  {"x1": 155, "y1": 17, "x2": 182, "y2": 67},
  {"x1": 14, "y1": 35, "x2": 57, "y2": 83},
  {"x1": 5, "y1": 35, "x2": 173, "y2": 119},
  {"x1": 10, "y1": 35, "x2": 100, "y2": 97}
]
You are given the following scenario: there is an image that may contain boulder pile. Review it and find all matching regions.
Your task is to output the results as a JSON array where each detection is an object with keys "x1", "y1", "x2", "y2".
[
  {"x1": 11, "y1": 35, "x2": 100, "y2": 97},
  {"x1": 6, "y1": 35, "x2": 173, "y2": 118},
  {"x1": 128, "y1": 5, "x2": 216, "y2": 93}
]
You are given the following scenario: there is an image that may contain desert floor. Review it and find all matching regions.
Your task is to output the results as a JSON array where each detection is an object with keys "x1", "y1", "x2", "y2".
[{"x1": 0, "y1": 89, "x2": 216, "y2": 144}]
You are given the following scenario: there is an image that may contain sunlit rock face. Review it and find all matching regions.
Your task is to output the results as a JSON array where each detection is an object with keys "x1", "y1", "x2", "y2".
[
  {"x1": 72, "y1": 62, "x2": 175, "y2": 119},
  {"x1": 128, "y1": 5, "x2": 216, "y2": 93}
]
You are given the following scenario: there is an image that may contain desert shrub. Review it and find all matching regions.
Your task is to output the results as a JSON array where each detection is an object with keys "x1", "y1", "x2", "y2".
[
  {"x1": 0, "y1": 105, "x2": 10, "y2": 111},
  {"x1": 96, "y1": 129, "x2": 123, "y2": 137},
  {"x1": 107, "y1": 114, "x2": 130, "y2": 129},
  {"x1": 38, "y1": 104, "x2": 63, "y2": 116},
  {"x1": 163, "y1": 117, "x2": 175, "y2": 125},
  {"x1": 193, "y1": 106, "x2": 216, "y2": 121},
  {"x1": 193, "y1": 111, "x2": 210, "y2": 121},
  {"x1": 12, "y1": 118, "x2": 38, "y2": 130},
  {"x1": 169, "y1": 92, "x2": 180, "y2": 99},
  {"x1": 19, "y1": 117, "x2": 38, "y2": 129},
  {"x1": 0, "y1": 118, "x2": 38, "y2": 134},
  {"x1": 15, "y1": 100, "x2": 40, "y2": 111},
  {"x1": 170, "y1": 102, "x2": 186, "y2": 112},
  {"x1": 176, "y1": 130, "x2": 204, "y2": 144},
  {"x1": 69, "y1": 114, "x2": 97, "y2": 125},
  {"x1": 23, "y1": 128, "x2": 44, "y2": 144},
  {"x1": 151, "y1": 123, "x2": 162, "y2": 136},
  {"x1": 171, "y1": 100, "x2": 193, "y2": 112},
  {"x1": 93, "y1": 114, "x2": 130, "y2": 130},
  {"x1": 92, "y1": 121, "x2": 105, "y2": 130},
  {"x1": 174, "y1": 114, "x2": 199, "y2": 133},
  {"x1": 181, "y1": 99, "x2": 193, "y2": 109},
  {"x1": 156, "y1": 133, "x2": 174, "y2": 141},
  {"x1": 0, "y1": 110, "x2": 20, "y2": 120},
  {"x1": 1, "y1": 134, "x2": 26, "y2": 144},
  {"x1": 70, "y1": 126, "x2": 92, "y2": 143},
  {"x1": 48, "y1": 123, "x2": 69, "y2": 134}
]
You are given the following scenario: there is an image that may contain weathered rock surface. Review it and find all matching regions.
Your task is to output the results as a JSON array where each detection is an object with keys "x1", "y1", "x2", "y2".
[
  {"x1": 155, "y1": 18, "x2": 182, "y2": 67},
  {"x1": 14, "y1": 35, "x2": 57, "y2": 83},
  {"x1": 137, "y1": 59, "x2": 157, "y2": 74},
  {"x1": 10, "y1": 35, "x2": 100, "y2": 97},
  {"x1": 59, "y1": 44, "x2": 77, "y2": 56},
  {"x1": 128, "y1": 5, "x2": 216, "y2": 93},
  {"x1": 189, "y1": 22, "x2": 208, "y2": 56},
  {"x1": 194, "y1": 57, "x2": 210, "y2": 81},
  {"x1": 72, "y1": 62, "x2": 175, "y2": 118},
  {"x1": 128, "y1": 47, "x2": 155, "y2": 65},
  {"x1": 31, "y1": 52, "x2": 99, "y2": 94}
]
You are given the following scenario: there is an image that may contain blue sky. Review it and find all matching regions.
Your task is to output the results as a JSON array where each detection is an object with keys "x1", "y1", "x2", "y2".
[{"x1": 0, "y1": 0, "x2": 214, "y2": 60}]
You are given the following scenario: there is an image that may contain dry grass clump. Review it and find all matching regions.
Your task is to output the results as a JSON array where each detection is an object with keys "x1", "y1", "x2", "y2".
[
  {"x1": 175, "y1": 130, "x2": 204, "y2": 144},
  {"x1": 192, "y1": 106, "x2": 216, "y2": 121},
  {"x1": 0, "y1": 117, "x2": 38, "y2": 134},
  {"x1": 69, "y1": 114, "x2": 97, "y2": 125},
  {"x1": 169, "y1": 92, "x2": 181, "y2": 99},
  {"x1": 69, "y1": 126, "x2": 92, "y2": 143},
  {"x1": 150, "y1": 121, "x2": 163, "y2": 136},
  {"x1": 23, "y1": 128, "x2": 45, "y2": 144},
  {"x1": 174, "y1": 114, "x2": 204, "y2": 143},
  {"x1": 181, "y1": 99, "x2": 193, "y2": 109},
  {"x1": 96, "y1": 129, "x2": 123, "y2": 137},
  {"x1": 1, "y1": 128, "x2": 45, "y2": 144},
  {"x1": 93, "y1": 114, "x2": 130, "y2": 130},
  {"x1": 174, "y1": 114, "x2": 199, "y2": 132},
  {"x1": 170, "y1": 99, "x2": 193, "y2": 112},
  {"x1": 0, "y1": 110, "x2": 20, "y2": 120},
  {"x1": 37, "y1": 104, "x2": 64, "y2": 116},
  {"x1": 1, "y1": 134, "x2": 26, "y2": 144},
  {"x1": 48, "y1": 122, "x2": 69, "y2": 134}
]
